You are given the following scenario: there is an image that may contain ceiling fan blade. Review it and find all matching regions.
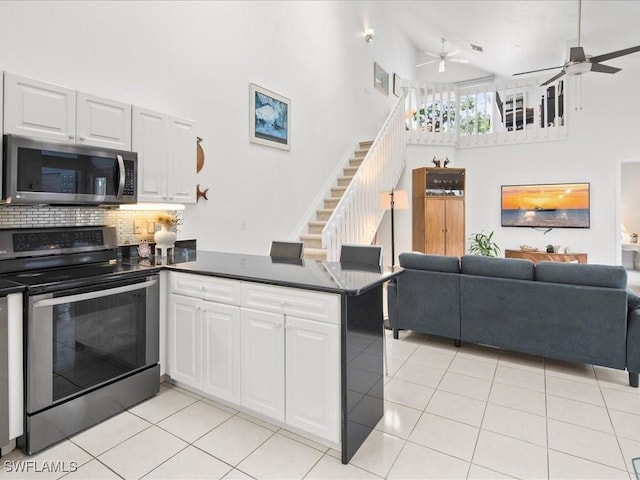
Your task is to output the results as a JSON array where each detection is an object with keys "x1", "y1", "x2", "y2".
[
  {"x1": 569, "y1": 46, "x2": 586, "y2": 62},
  {"x1": 423, "y1": 51, "x2": 441, "y2": 59},
  {"x1": 446, "y1": 49, "x2": 461, "y2": 57},
  {"x1": 449, "y1": 58, "x2": 470, "y2": 64},
  {"x1": 416, "y1": 60, "x2": 436, "y2": 68},
  {"x1": 513, "y1": 65, "x2": 564, "y2": 76},
  {"x1": 590, "y1": 63, "x2": 621, "y2": 74},
  {"x1": 541, "y1": 70, "x2": 566, "y2": 86},
  {"x1": 590, "y1": 45, "x2": 640, "y2": 63}
]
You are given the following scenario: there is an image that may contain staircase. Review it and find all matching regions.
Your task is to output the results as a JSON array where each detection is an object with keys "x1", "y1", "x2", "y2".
[
  {"x1": 294, "y1": 89, "x2": 407, "y2": 262},
  {"x1": 301, "y1": 141, "x2": 373, "y2": 261}
]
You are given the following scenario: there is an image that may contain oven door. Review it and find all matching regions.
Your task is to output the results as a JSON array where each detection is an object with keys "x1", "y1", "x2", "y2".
[{"x1": 27, "y1": 274, "x2": 159, "y2": 414}]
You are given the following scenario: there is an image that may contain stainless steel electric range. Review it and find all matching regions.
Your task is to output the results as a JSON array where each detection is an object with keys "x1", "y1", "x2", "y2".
[{"x1": 0, "y1": 226, "x2": 160, "y2": 454}]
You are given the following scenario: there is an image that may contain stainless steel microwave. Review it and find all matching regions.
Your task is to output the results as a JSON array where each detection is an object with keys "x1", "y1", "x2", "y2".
[{"x1": 2, "y1": 134, "x2": 137, "y2": 205}]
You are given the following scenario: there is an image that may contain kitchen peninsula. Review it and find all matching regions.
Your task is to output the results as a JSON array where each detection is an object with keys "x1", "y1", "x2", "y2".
[{"x1": 153, "y1": 251, "x2": 401, "y2": 464}]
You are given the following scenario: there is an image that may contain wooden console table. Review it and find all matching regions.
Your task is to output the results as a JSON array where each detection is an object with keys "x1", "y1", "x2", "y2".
[{"x1": 505, "y1": 249, "x2": 587, "y2": 264}]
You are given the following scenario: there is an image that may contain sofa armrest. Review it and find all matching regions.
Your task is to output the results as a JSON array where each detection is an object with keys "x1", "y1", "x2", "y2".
[{"x1": 627, "y1": 308, "x2": 640, "y2": 373}]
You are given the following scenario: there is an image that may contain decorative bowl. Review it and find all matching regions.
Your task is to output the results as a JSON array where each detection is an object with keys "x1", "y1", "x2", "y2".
[{"x1": 520, "y1": 245, "x2": 538, "y2": 252}]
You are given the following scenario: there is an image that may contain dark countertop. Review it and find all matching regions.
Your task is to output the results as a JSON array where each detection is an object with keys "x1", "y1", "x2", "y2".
[
  {"x1": 125, "y1": 250, "x2": 401, "y2": 295},
  {"x1": 0, "y1": 279, "x2": 25, "y2": 296}
]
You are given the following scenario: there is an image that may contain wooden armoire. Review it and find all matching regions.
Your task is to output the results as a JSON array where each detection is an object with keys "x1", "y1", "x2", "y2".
[{"x1": 412, "y1": 167, "x2": 466, "y2": 258}]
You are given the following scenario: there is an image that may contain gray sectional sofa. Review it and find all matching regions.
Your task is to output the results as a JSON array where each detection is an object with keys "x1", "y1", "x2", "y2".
[{"x1": 387, "y1": 252, "x2": 640, "y2": 387}]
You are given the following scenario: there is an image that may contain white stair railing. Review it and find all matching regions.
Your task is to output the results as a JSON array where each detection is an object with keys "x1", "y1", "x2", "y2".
[{"x1": 322, "y1": 91, "x2": 407, "y2": 261}]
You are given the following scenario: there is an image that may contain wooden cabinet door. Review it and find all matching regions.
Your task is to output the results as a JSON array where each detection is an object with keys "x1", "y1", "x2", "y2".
[
  {"x1": 168, "y1": 294, "x2": 201, "y2": 389},
  {"x1": 240, "y1": 308, "x2": 285, "y2": 421},
  {"x1": 132, "y1": 106, "x2": 168, "y2": 202},
  {"x1": 4, "y1": 72, "x2": 76, "y2": 143},
  {"x1": 285, "y1": 316, "x2": 340, "y2": 443},
  {"x1": 445, "y1": 199, "x2": 465, "y2": 257},
  {"x1": 167, "y1": 115, "x2": 196, "y2": 204},
  {"x1": 76, "y1": 92, "x2": 131, "y2": 150},
  {"x1": 201, "y1": 301, "x2": 241, "y2": 404},
  {"x1": 425, "y1": 199, "x2": 446, "y2": 254}
]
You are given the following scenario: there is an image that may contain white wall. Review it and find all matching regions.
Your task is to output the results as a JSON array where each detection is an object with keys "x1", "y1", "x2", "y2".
[
  {"x1": 0, "y1": 1, "x2": 416, "y2": 254},
  {"x1": 622, "y1": 162, "x2": 640, "y2": 238},
  {"x1": 382, "y1": 60, "x2": 640, "y2": 266}
]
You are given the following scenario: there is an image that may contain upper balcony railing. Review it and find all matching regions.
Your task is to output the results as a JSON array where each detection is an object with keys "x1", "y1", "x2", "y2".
[{"x1": 403, "y1": 76, "x2": 567, "y2": 147}]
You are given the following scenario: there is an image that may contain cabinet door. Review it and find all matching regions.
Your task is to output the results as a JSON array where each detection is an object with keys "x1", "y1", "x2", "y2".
[
  {"x1": 132, "y1": 106, "x2": 168, "y2": 202},
  {"x1": 76, "y1": 92, "x2": 131, "y2": 150},
  {"x1": 445, "y1": 199, "x2": 465, "y2": 257},
  {"x1": 4, "y1": 72, "x2": 76, "y2": 142},
  {"x1": 202, "y1": 301, "x2": 241, "y2": 403},
  {"x1": 167, "y1": 115, "x2": 197, "y2": 204},
  {"x1": 240, "y1": 308, "x2": 285, "y2": 421},
  {"x1": 169, "y1": 294, "x2": 201, "y2": 389},
  {"x1": 425, "y1": 199, "x2": 446, "y2": 255},
  {"x1": 285, "y1": 316, "x2": 340, "y2": 443}
]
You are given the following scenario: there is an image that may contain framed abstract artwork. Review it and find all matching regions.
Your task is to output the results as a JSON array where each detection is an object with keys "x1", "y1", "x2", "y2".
[
  {"x1": 373, "y1": 62, "x2": 389, "y2": 96},
  {"x1": 393, "y1": 73, "x2": 402, "y2": 97},
  {"x1": 249, "y1": 83, "x2": 290, "y2": 150}
]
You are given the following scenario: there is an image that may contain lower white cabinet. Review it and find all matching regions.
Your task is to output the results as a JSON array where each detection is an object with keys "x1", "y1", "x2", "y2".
[
  {"x1": 169, "y1": 293, "x2": 241, "y2": 403},
  {"x1": 240, "y1": 308, "x2": 285, "y2": 421},
  {"x1": 167, "y1": 272, "x2": 341, "y2": 444},
  {"x1": 169, "y1": 294, "x2": 201, "y2": 388},
  {"x1": 202, "y1": 302, "x2": 241, "y2": 403},
  {"x1": 286, "y1": 316, "x2": 340, "y2": 443}
]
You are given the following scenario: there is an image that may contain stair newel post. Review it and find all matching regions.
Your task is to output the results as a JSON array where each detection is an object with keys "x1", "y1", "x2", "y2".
[{"x1": 390, "y1": 189, "x2": 396, "y2": 268}]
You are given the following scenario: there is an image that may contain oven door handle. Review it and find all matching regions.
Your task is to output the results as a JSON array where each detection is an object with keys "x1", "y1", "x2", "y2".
[{"x1": 32, "y1": 279, "x2": 158, "y2": 308}]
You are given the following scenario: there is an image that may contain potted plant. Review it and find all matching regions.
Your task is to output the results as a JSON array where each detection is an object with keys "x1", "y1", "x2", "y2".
[
  {"x1": 154, "y1": 212, "x2": 182, "y2": 248},
  {"x1": 468, "y1": 231, "x2": 501, "y2": 257}
]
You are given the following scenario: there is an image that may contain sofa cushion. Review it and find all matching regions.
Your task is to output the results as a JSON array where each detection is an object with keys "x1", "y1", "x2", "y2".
[
  {"x1": 460, "y1": 255, "x2": 534, "y2": 280},
  {"x1": 628, "y1": 289, "x2": 640, "y2": 311},
  {"x1": 536, "y1": 261, "x2": 627, "y2": 289},
  {"x1": 399, "y1": 253, "x2": 460, "y2": 273}
]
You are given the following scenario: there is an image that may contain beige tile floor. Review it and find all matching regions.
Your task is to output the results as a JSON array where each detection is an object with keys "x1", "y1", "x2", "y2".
[{"x1": 2, "y1": 328, "x2": 640, "y2": 480}]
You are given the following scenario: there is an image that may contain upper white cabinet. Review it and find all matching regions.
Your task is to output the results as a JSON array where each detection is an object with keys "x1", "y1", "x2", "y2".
[
  {"x1": 132, "y1": 106, "x2": 196, "y2": 204},
  {"x1": 3, "y1": 73, "x2": 131, "y2": 150},
  {"x1": 3, "y1": 73, "x2": 76, "y2": 143},
  {"x1": 76, "y1": 92, "x2": 131, "y2": 150}
]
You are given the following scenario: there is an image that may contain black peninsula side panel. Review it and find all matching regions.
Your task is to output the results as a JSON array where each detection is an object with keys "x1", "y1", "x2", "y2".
[{"x1": 341, "y1": 285, "x2": 384, "y2": 464}]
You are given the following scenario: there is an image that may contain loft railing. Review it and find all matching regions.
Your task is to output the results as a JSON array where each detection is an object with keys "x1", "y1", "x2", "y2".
[
  {"x1": 321, "y1": 91, "x2": 407, "y2": 261},
  {"x1": 404, "y1": 76, "x2": 567, "y2": 147}
]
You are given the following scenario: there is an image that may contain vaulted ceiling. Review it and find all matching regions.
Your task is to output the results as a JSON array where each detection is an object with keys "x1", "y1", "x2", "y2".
[{"x1": 388, "y1": 0, "x2": 640, "y2": 84}]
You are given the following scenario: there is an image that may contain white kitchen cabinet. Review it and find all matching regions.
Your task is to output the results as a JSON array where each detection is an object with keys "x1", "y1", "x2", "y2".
[
  {"x1": 201, "y1": 301, "x2": 241, "y2": 403},
  {"x1": 132, "y1": 106, "x2": 196, "y2": 204},
  {"x1": 285, "y1": 316, "x2": 340, "y2": 443},
  {"x1": 168, "y1": 294, "x2": 201, "y2": 388},
  {"x1": 168, "y1": 273, "x2": 241, "y2": 401},
  {"x1": 76, "y1": 92, "x2": 131, "y2": 150},
  {"x1": 3, "y1": 73, "x2": 131, "y2": 149},
  {"x1": 167, "y1": 115, "x2": 197, "y2": 203},
  {"x1": 240, "y1": 307, "x2": 285, "y2": 421},
  {"x1": 3, "y1": 72, "x2": 76, "y2": 143},
  {"x1": 166, "y1": 271, "x2": 341, "y2": 444}
]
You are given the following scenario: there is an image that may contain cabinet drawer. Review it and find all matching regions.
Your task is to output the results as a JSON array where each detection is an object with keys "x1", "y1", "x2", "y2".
[
  {"x1": 241, "y1": 283, "x2": 340, "y2": 324},
  {"x1": 171, "y1": 272, "x2": 241, "y2": 305}
]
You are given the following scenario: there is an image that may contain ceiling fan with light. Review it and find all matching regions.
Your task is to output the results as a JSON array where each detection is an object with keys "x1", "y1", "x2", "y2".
[
  {"x1": 513, "y1": 0, "x2": 640, "y2": 86},
  {"x1": 417, "y1": 37, "x2": 470, "y2": 73}
]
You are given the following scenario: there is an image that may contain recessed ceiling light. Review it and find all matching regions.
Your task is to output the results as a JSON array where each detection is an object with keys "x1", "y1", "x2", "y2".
[{"x1": 470, "y1": 43, "x2": 483, "y2": 52}]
